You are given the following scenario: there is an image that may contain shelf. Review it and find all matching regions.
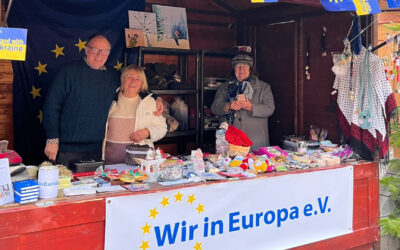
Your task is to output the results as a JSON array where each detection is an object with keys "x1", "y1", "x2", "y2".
[
  {"x1": 136, "y1": 47, "x2": 198, "y2": 55},
  {"x1": 204, "y1": 86, "x2": 219, "y2": 92},
  {"x1": 151, "y1": 89, "x2": 197, "y2": 95},
  {"x1": 202, "y1": 50, "x2": 236, "y2": 57},
  {"x1": 164, "y1": 130, "x2": 196, "y2": 138}
]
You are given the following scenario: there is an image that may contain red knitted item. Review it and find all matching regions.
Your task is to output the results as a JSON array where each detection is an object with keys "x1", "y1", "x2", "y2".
[
  {"x1": 0, "y1": 150, "x2": 22, "y2": 166},
  {"x1": 225, "y1": 125, "x2": 253, "y2": 147}
]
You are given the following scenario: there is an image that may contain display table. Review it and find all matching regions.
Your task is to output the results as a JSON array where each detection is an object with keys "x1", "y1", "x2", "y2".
[{"x1": 0, "y1": 161, "x2": 379, "y2": 250}]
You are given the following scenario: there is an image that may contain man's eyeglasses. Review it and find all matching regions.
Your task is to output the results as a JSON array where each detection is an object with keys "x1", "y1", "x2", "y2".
[{"x1": 87, "y1": 46, "x2": 110, "y2": 56}]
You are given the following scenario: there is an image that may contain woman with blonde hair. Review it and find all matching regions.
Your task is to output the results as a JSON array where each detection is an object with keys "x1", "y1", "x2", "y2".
[{"x1": 102, "y1": 65, "x2": 167, "y2": 164}]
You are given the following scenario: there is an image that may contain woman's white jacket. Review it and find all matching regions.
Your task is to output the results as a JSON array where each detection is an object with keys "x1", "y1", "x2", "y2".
[{"x1": 102, "y1": 91, "x2": 167, "y2": 160}]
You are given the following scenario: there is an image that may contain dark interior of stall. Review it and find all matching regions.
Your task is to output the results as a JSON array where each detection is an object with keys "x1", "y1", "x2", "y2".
[{"x1": 146, "y1": 0, "x2": 364, "y2": 154}]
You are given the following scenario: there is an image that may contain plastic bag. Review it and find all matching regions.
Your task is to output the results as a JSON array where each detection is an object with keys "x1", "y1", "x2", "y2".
[{"x1": 171, "y1": 97, "x2": 188, "y2": 131}]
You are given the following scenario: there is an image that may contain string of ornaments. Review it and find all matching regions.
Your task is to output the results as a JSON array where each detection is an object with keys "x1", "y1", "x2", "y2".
[
  {"x1": 305, "y1": 36, "x2": 310, "y2": 80},
  {"x1": 305, "y1": 27, "x2": 328, "y2": 81}
]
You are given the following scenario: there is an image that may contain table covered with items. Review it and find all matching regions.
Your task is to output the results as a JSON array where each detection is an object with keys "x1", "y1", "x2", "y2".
[{"x1": 0, "y1": 130, "x2": 379, "y2": 249}]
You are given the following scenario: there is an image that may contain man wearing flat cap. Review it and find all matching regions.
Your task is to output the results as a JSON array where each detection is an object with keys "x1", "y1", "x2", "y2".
[{"x1": 211, "y1": 51, "x2": 275, "y2": 150}]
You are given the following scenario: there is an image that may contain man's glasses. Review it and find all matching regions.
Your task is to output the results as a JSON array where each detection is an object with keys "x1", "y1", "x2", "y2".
[{"x1": 87, "y1": 46, "x2": 110, "y2": 56}]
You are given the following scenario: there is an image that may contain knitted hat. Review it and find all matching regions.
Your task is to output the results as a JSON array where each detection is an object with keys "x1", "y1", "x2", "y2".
[{"x1": 232, "y1": 53, "x2": 253, "y2": 68}]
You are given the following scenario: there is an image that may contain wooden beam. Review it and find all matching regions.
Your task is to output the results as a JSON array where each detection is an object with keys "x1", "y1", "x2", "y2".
[
  {"x1": 188, "y1": 20, "x2": 235, "y2": 28},
  {"x1": 279, "y1": 0, "x2": 322, "y2": 7},
  {"x1": 240, "y1": 4, "x2": 324, "y2": 26},
  {"x1": 210, "y1": 0, "x2": 238, "y2": 14},
  {"x1": 297, "y1": 18, "x2": 304, "y2": 135}
]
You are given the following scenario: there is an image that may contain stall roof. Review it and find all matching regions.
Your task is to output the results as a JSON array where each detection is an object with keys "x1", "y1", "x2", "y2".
[{"x1": 210, "y1": 0, "x2": 322, "y2": 12}]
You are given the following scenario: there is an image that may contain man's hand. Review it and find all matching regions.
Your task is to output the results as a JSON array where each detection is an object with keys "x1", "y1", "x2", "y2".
[
  {"x1": 130, "y1": 129, "x2": 150, "y2": 143},
  {"x1": 44, "y1": 143, "x2": 59, "y2": 162},
  {"x1": 154, "y1": 97, "x2": 164, "y2": 116}
]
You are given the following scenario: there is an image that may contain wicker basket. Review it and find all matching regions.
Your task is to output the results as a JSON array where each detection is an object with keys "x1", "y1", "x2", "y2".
[{"x1": 228, "y1": 143, "x2": 250, "y2": 156}]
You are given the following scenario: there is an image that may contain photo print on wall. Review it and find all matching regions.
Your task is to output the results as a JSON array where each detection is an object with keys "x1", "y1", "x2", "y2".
[
  {"x1": 152, "y1": 5, "x2": 190, "y2": 49},
  {"x1": 126, "y1": 11, "x2": 158, "y2": 47}
]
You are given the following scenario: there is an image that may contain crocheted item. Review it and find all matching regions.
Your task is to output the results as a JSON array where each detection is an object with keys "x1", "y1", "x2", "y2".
[
  {"x1": 225, "y1": 125, "x2": 253, "y2": 147},
  {"x1": 333, "y1": 46, "x2": 397, "y2": 159}
]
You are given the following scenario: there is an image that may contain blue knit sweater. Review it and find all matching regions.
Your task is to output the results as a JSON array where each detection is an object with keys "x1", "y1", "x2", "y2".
[{"x1": 43, "y1": 59, "x2": 120, "y2": 153}]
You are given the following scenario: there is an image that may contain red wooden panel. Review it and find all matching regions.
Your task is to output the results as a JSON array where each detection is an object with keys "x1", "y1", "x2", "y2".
[
  {"x1": 20, "y1": 221, "x2": 104, "y2": 250},
  {"x1": 0, "y1": 235, "x2": 20, "y2": 250},
  {"x1": 353, "y1": 179, "x2": 369, "y2": 230},
  {"x1": 368, "y1": 177, "x2": 379, "y2": 227},
  {"x1": 0, "y1": 199, "x2": 105, "y2": 238},
  {"x1": 353, "y1": 162, "x2": 378, "y2": 180},
  {"x1": 291, "y1": 226, "x2": 379, "y2": 250}
]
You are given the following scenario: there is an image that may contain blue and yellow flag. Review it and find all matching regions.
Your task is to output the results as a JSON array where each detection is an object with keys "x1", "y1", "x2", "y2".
[
  {"x1": 251, "y1": 0, "x2": 278, "y2": 3},
  {"x1": 0, "y1": 27, "x2": 27, "y2": 61},
  {"x1": 8, "y1": 0, "x2": 145, "y2": 164},
  {"x1": 387, "y1": 0, "x2": 400, "y2": 9},
  {"x1": 320, "y1": 0, "x2": 381, "y2": 15}
]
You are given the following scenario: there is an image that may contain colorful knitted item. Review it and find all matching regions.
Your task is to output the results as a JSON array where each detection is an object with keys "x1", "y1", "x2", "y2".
[{"x1": 225, "y1": 125, "x2": 253, "y2": 147}]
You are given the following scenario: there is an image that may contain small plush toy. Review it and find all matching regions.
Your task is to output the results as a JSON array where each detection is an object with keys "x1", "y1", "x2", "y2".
[
  {"x1": 222, "y1": 157, "x2": 232, "y2": 167},
  {"x1": 253, "y1": 160, "x2": 268, "y2": 173},
  {"x1": 239, "y1": 163, "x2": 248, "y2": 171}
]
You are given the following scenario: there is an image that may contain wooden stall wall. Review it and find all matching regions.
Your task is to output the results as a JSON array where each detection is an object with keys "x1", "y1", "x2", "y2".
[
  {"x1": 301, "y1": 13, "x2": 353, "y2": 143},
  {"x1": 376, "y1": 12, "x2": 400, "y2": 104},
  {"x1": 146, "y1": 0, "x2": 236, "y2": 154},
  {"x1": 241, "y1": 6, "x2": 352, "y2": 145},
  {"x1": 0, "y1": 60, "x2": 13, "y2": 149},
  {"x1": 256, "y1": 21, "x2": 296, "y2": 146},
  {"x1": 0, "y1": 3, "x2": 13, "y2": 149}
]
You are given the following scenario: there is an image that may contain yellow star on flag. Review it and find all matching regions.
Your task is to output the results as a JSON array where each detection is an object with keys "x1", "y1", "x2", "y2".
[
  {"x1": 149, "y1": 208, "x2": 159, "y2": 219},
  {"x1": 114, "y1": 61, "x2": 123, "y2": 71},
  {"x1": 139, "y1": 240, "x2": 150, "y2": 250},
  {"x1": 160, "y1": 196, "x2": 170, "y2": 207},
  {"x1": 193, "y1": 242, "x2": 202, "y2": 250},
  {"x1": 34, "y1": 61, "x2": 47, "y2": 76},
  {"x1": 187, "y1": 194, "x2": 196, "y2": 205},
  {"x1": 75, "y1": 38, "x2": 87, "y2": 52},
  {"x1": 196, "y1": 203, "x2": 205, "y2": 214},
  {"x1": 30, "y1": 85, "x2": 41, "y2": 99},
  {"x1": 141, "y1": 223, "x2": 152, "y2": 235},
  {"x1": 174, "y1": 192, "x2": 184, "y2": 202},
  {"x1": 37, "y1": 110, "x2": 43, "y2": 123},
  {"x1": 51, "y1": 44, "x2": 64, "y2": 58}
]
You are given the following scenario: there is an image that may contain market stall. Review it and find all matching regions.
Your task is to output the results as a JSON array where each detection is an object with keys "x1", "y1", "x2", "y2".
[
  {"x1": 0, "y1": 161, "x2": 378, "y2": 250},
  {"x1": 0, "y1": 0, "x2": 397, "y2": 249}
]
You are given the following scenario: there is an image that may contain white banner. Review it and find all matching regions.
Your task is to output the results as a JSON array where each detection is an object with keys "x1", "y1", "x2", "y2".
[{"x1": 105, "y1": 166, "x2": 353, "y2": 250}]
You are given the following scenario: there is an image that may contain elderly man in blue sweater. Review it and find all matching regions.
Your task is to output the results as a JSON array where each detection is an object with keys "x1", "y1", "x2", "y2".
[{"x1": 43, "y1": 35, "x2": 162, "y2": 167}]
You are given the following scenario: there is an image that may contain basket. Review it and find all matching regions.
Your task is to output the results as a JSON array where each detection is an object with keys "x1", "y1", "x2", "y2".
[
  {"x1": 125, "y1": 144, "x2": 153, "y2": 166},
  {"x1": 228, "y1": 143, "x2": 250, "y2": 156},
  {"x1": 319, "y1": 144, "x2": 338, "y2": 152}
]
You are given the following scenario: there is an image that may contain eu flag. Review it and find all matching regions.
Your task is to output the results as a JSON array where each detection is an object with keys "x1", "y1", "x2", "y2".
[
  {"x1": 320, "y1": 0, "x2": 381, "y2": 14},
  {"x1": 8, "y1": 0, "x2": 145, "y2": 164}
]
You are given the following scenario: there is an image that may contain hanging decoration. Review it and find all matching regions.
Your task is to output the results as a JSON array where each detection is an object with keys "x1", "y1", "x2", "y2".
[
  {"x1": 320, "y1": 26, "x2": 327, "y2": 56},
  {"x1": 305, "y1": 36, "x2": 311, "y2": 80}
]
